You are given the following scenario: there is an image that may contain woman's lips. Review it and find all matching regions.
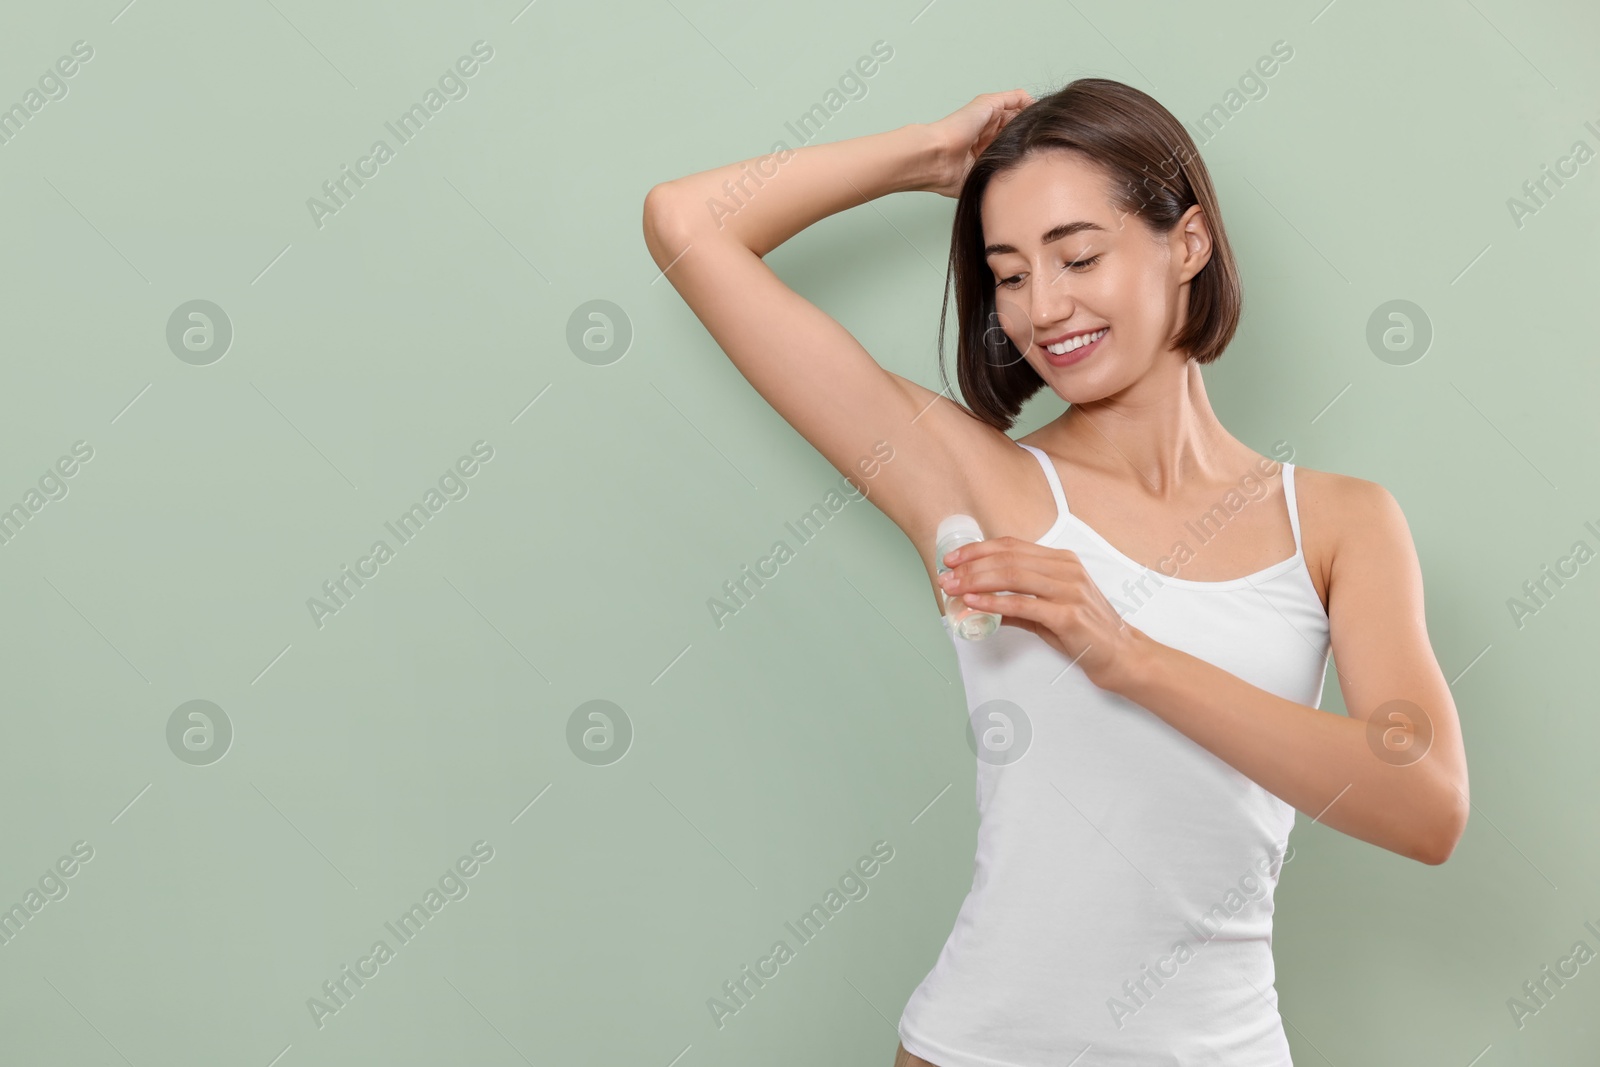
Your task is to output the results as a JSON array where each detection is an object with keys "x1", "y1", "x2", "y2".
[{"x1": 1040, "y1": 329, "x2": 1107, "y2": 367}]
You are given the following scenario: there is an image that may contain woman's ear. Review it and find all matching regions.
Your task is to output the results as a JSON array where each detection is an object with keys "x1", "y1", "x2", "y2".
[{"x1": 1174, "y1": 204, "x2": 1213, "y2": 283}]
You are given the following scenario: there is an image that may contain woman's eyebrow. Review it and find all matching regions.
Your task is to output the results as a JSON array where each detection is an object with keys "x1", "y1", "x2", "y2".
[{"x1": 985, "y1": 219, "x2": 1106, "y2": 256}]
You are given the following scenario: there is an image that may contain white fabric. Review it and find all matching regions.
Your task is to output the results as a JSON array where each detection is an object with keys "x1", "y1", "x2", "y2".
[{"x1": 898, "y1": 443, "x2": 1332, "y2": 1067}]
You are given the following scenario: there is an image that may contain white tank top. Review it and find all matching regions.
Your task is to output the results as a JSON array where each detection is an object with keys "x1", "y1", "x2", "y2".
[{"x1": 899, "y1": 443, "x2": 1332, "y2": 1067}]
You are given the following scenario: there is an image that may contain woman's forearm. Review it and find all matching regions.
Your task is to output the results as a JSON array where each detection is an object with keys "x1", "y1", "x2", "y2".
[
  {"x1": 1113, "y1": 633, "x2": 1465, "y2": 865},
  {"x1": 647, "y1": 123, "x2": 948, "y2": 258}
]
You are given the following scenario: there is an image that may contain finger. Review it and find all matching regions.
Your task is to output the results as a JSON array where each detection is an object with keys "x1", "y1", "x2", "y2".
[
  {"x1": 945, "y1": 543, "x2": 1071, "y2": 590},
  {"x1": 942, "y1": 536, "x2": 1073, "y2": 570},
  {"x1": 938, "y1": 534, "x2": 1033, "y2": 567},
  {"x1": 949, "y1": 559, "x2": 1071, "y2": 601},
  {"x1": 958, "y1": 590, "x2": 1054, "y2": 629},
  {"x1": 989, "y1": 88, "x2": 1034, "y2": 107}
]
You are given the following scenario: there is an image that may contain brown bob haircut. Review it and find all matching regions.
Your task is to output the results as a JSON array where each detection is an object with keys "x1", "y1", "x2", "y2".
[{"x1": 937, "y1": 77, "x2": 1243, "y2": 431}]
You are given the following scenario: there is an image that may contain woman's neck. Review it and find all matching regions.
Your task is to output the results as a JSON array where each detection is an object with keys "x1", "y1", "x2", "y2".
[{"x1": 1036, "y1": 359, "x2": 1257, "y2": 498}]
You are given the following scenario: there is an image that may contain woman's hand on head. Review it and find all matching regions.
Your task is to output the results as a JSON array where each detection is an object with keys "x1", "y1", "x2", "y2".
[
  {"x1": 938, "y1": 536, "x2": 1149, "y2": 690},
  {"x1": 923, "y1": 90, "x2": 1035, "y2": 198}
]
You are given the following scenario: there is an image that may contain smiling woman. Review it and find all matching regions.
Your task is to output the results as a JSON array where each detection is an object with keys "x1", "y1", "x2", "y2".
[
  {"x1": 938, "y1": 86, "x2": 1242, "y2": 431},
  {"x1": 643, "y1": 76, "x2": 1467, "y2": 1067}
]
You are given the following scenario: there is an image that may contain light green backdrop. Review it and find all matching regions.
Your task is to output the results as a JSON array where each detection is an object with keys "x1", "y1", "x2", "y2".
[{"x1": 2, "y1": 0, "x2": 1597, "y2": 1064}]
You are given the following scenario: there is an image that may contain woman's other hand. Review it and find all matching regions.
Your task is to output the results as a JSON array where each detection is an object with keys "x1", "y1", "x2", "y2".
[
  {"x1": 938, "y1": 536, "x2": 1150, "y2": 690},
  {"x1": 922, "y1": 89, "x2": 1035, "y2": 198}
]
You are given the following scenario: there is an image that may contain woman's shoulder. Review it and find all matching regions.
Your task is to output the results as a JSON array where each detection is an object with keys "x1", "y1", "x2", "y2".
[
  {"x1": 1288, "y1": 464, "x2": 1409, "y2": 605},
  {"x1": 1289, "y1": 462, "x2": 1397, "y2": 516}
]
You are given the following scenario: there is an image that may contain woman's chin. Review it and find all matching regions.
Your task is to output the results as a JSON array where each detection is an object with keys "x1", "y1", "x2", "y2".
[{"x1": 1043, "y1": 362, "x2": 1129, "y2": 405}]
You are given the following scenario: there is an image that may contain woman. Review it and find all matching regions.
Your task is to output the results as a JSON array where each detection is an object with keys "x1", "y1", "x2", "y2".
[{"x1": 643, "y1": 79, "x2": 1468, "y2": 1066}]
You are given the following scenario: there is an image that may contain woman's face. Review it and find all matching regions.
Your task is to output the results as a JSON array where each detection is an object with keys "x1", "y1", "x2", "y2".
[{"x1": 979, "y1": 149, "x2": 1209, "y2": 403}]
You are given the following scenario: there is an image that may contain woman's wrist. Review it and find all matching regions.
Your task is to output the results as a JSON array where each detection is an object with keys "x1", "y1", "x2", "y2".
[
  {"x1": 895, "y1": 122, "x2": 954, "y2": 195},
  {"x1": 1097, "y1": 626, "x2": 1164, "y2": 697}
]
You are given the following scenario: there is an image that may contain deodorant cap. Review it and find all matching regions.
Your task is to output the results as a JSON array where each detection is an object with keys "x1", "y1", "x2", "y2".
[{"x1": 936, "y1": 513, "x2": 984, "y2": 548}]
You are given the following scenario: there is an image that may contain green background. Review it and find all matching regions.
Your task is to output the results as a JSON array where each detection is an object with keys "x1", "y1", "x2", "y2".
[{"x1": 2, "y1": 0, "x2": 1597, "y2": 1063}]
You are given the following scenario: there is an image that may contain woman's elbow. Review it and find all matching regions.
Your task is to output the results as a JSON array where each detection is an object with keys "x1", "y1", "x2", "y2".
[
  {"x1": 643, "y1": 181, "x2": 691, "y2": 235},
  {"x1": 1416, "y1": 785, "x2": 1469, "y2": 866},
  {"x1": 643, "y1": 182, "x2": 691, "y2": 265}
]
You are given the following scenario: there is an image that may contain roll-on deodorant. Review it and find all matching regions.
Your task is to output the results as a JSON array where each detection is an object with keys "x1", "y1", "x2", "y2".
[{"x1": 936, "y1": 513, "x2": 1002, "y2": 640}]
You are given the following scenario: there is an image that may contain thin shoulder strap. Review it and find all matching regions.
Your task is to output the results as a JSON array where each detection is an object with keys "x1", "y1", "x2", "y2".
[
  {"x1": 1018, "y1": 443, "x2": 1071, "y2": 517},
  {"x1": 1282, "y1": 462, "x2": 1304, "y2": 553}
]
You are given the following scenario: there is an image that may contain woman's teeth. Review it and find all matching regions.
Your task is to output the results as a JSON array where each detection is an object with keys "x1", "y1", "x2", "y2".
[{"x1": 1044, "y1": 328, "x2": 1107, "y2": 355}]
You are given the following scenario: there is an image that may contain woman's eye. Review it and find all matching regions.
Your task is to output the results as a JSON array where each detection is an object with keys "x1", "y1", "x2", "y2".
[{"x1": 996, "y1": 254, "x2": 1101, "y2": 289}]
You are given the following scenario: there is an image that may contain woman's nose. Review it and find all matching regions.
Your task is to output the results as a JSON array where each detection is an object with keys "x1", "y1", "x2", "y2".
[{"x1": 1031, "y1": 290, "x2": 1076, "y2": 338}]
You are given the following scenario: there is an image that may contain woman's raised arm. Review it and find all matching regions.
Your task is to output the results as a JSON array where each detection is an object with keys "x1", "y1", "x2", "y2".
[{"x1": 640, "y1": 94, "x2": 1031, "y2": 572}]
